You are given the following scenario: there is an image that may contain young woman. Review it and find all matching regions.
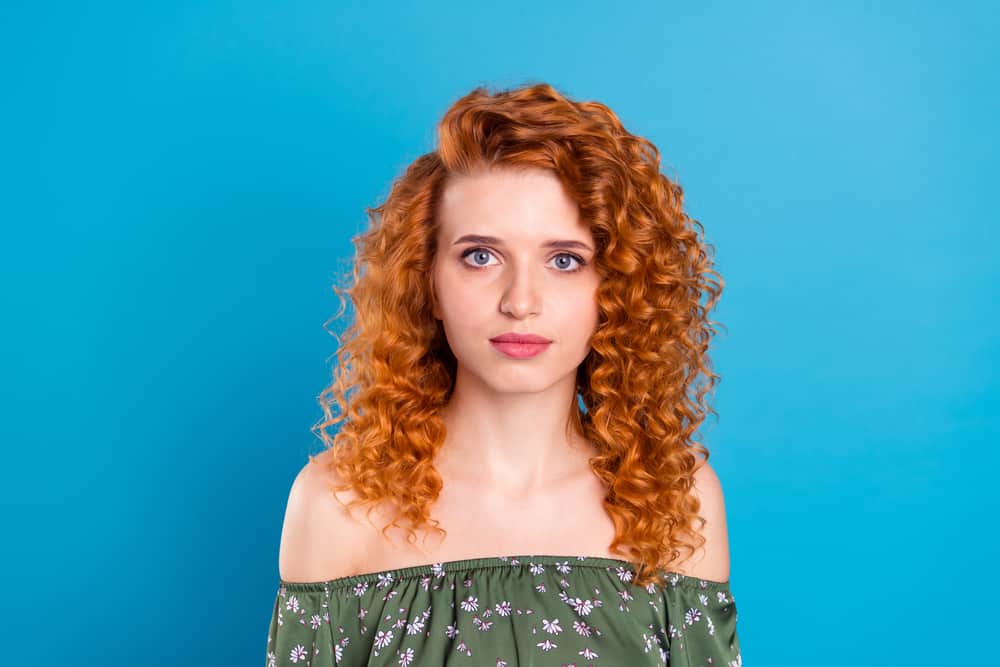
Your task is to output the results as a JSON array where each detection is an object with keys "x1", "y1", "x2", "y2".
[{"x1": 266, "y1": 82, "x2": 742, "y2": 666}]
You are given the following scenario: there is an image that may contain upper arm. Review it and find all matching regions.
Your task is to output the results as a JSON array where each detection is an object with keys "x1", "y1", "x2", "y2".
[
  {"x1": 672, "y1": 457, "x2": 732, "y2": 583},
  {"x1": 277, "y1": 453, "x2": 361, "y2": 583}
]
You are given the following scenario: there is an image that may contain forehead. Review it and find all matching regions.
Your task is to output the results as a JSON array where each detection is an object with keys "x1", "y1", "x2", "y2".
[{"x1": 437, "y1": 167, "x2": 589, "y2": 241}]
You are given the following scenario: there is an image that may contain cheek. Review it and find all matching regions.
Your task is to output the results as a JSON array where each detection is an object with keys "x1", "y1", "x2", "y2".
[
  {"x1": 554, "y1": 288, "x2": 597, "y2": 322},
  {"x1": 437, "y1": 277, "x2": 489, "y2": 321},
  {"x1": 570, "y1": 287, "x2": 601, "y2": 337},
  {"x1": 432, "y1": 262, "x2": 464, "y2": 302},
  {"x1": 571, "y1": 280, "x2": 600, "y2": 311}
]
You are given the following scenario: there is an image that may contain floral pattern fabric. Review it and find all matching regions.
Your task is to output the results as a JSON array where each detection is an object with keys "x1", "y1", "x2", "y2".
[{"x1": 265, "y1": 554, "x2": 741, "y2": 666}]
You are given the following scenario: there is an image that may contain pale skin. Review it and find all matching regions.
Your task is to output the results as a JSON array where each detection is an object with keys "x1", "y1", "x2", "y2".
[{"x1": 278, "y1": 166, "x2": 732, "y2": 584}]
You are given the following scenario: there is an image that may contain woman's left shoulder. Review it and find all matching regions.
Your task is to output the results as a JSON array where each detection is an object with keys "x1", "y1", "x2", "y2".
[
  {"x1": 692, "y1": 456, "x2": 725, "y2": 496},
  {"x1": 675, "y1": 456, "x2": 731, "y2": 583}
]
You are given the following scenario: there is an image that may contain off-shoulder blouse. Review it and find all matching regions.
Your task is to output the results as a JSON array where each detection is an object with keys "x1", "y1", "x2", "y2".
[{"x1": 265, "y1": 553, "x2": 741, "y2": 666}]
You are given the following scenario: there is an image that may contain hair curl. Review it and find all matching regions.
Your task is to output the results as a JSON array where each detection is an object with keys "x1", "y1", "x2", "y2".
[{"x1": 309, "y1": 81, "x2": 725, "y2": 589}]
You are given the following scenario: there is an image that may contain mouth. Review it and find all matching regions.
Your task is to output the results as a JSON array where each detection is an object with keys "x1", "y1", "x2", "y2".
[
  {"x1": 489, "y1": 333, "x2": 552, "y2": 344},
  {"x1": 489, "y1": 339, "x2": 551, "y2": 359}
]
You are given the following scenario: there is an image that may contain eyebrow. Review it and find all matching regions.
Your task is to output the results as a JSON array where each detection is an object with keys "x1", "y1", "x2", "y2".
[{"x1": 452, "y1": 234, "x2": 593, "y2": 252}]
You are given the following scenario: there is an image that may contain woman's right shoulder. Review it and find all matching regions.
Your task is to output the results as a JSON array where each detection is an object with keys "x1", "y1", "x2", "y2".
[{"x1": 277, "y1": 449, "x2": 372, "y2": 583}]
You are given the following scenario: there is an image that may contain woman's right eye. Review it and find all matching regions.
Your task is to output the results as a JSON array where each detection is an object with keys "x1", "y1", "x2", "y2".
[{"x1": 461, "y1": 247, "x2": 499, "y2": 269}]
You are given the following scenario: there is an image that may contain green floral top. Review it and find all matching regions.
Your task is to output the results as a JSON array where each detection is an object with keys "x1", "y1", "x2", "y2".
[{"x1": 265, "y1": 554, "x2": 741, "y2": 666}]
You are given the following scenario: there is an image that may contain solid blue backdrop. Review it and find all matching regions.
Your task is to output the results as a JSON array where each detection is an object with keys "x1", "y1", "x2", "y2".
[{"x1": 2, "y1": 1, "x2": 996, "y2": 665}]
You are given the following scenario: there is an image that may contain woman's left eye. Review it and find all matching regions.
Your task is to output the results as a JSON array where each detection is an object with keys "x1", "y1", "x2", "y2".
[{"x1": 460, "y1": 248, "x2": 586, "y2": 273}]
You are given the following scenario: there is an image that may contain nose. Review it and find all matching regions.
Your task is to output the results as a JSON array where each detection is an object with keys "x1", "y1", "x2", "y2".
[{"x1": 499, "y1": 265, "x2": 542, "y2": 318}]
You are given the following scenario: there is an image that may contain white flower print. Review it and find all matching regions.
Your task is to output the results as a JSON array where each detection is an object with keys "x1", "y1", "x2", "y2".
[
  {"x1": 495, "y1": 600, "x2": 512, "y2": 616},
  {"x1": 573, "y1": 620, "x2": 593, "y2": 637},
  {"x1": 406, "y1": 617, "x2": 425, "y2": 635},
  {"x1": 455, "y1": 640, "x2": 472, "y2": 656},
  {"x1": 376, "y1": 572, "x2": 394, "y2": 589},
  {"x1": 541, "y1": 618, "x2": 562, "y2": 634},
  {"x1": 567, "y1": 597, "x2": 594, "y2": 615},
  {"x1": 445, "y1": 624, "x2": 459, "y2": 639},
  {"x1": 397, "y1": 647, "x2": 415, "y2": 666},
  {"x1": 685, "y1": 607, "x2": 703, "y2": 625},
  {"x1": 614, "y1": 566, "x2": 634, "y2": 583},
  {"x1": 352, "y1": 581, "x2": 369, "y2": 597},
  {"x1": 536, "y1": 639, "x2": 558, "y2": 651},
  {"x1": 580, "y1": 647, "x2": 599, "y2": 659},
  {"x1": 373, "y1": 629, "x2": 394, "y2": 650},
  {"x1": 266, "y1": 650, "x2": 276, "y2": 667},
  {"x1": 529, "y1": 562, "x2": 545, "y2": 575},
  {"x1": 460, "y1": 595, "x2": 479, "y2": 612},
  {"x1": 555, "y1": 560, "x2": 572, "y2": 574},
  {"x1": 288, "y1": 644, "x2": 307, "y2": 663},
  {"x1": 535, "y1": 582, "x2": 547, "y2": 593},
  {"x1": 285, "y1": 595, "x2": 301, "y2": 614},
  {"x1": 699, "y1": 592, "x2": 710, "y2": 606},
  {"x1": 716, "y1": 590, "x2": 730, "y2": 605},
  {"x1": 308, "y1": 614, "x2": 322, "y2": 630}
]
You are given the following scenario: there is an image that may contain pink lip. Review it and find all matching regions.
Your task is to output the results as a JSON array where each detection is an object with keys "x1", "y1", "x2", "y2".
[
  {"x1": 490, "y1": 339, "x2": 551, "y2": 359},
  {"x1": 490, "y1": 332, "x2": 552, "y2": 344}
]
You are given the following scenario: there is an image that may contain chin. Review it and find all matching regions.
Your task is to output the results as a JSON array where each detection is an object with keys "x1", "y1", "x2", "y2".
[{"x1": 486, "y1": 372, "x2": 564, "y2": 394}]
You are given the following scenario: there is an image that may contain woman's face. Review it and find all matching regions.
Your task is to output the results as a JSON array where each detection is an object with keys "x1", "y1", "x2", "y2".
[{"x1": 431, "y1": 166, "x2": 600, "y2": 394}]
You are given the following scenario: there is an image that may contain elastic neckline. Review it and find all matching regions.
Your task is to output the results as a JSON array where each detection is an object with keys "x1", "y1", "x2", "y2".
[{"x1": 279, "y1": 553, "x2": 731, "y2": 592}]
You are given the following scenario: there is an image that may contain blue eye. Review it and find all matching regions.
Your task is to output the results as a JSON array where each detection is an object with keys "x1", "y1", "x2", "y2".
[
  {"x1": 461, "y1": 248, "x2": 498, "y2": 269},
  {"x1": 460, "y1": 247, "x2": 586, "y2": 273}
]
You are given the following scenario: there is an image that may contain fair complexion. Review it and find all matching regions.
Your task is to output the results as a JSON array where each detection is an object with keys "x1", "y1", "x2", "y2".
[{"x1": 430, "y1": 166, "x2": 602, "y2": 501}]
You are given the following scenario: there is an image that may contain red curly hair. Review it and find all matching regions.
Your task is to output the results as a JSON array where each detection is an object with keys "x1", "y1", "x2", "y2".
[{"x1": 310, "y1": 81, "x2": 725, "y2": 589}]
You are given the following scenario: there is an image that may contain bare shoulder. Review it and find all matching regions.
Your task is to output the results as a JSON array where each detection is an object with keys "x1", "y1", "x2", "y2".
[
  {"x1": 277, "y1": 448, "x2": 371, "y2": 583},
  {"x1": 671, "y1": 456, "x2": 732, "y2": 583}
]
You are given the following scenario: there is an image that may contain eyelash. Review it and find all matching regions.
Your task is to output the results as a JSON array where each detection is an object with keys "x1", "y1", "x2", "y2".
[{"x1": 460, "y1": 247, "x2": 587, "y2": 273}]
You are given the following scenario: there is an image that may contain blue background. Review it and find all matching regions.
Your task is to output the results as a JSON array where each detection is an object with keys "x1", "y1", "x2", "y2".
[{"x1": 2, "y1": 1, "x2": 996, "y2": 665}]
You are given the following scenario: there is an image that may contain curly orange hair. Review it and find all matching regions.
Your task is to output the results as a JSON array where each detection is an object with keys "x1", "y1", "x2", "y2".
[{"x1": 309, "y1": 81, "x2": 725, "y2": 589}]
